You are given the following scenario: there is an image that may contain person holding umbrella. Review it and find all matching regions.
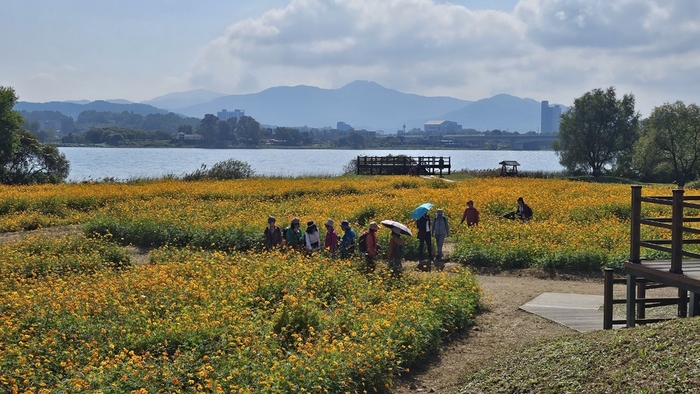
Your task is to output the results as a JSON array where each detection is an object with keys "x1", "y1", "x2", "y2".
[
  {"x1": 416, "y1": 212, "x2": 433, "y2": 261},
  {"x1": 411, "y1": 203, "x2": 434, "y2": 262}
]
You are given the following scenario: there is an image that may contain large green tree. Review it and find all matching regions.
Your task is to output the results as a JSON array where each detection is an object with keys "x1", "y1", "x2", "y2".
[
  {"x1": 553, "y1": 87, "x2": 640, "y2": 176},
  {"x1": 633, "y1": 101, "x2": 700, "y2": 187},
  {"x1": 0, "y1": 86, "x2": 70, "y2": 184}
]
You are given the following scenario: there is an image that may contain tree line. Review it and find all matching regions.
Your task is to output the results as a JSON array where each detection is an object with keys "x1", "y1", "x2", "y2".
[{"x1": 554, "y1": 87, "x2": 700, "y2": 187}]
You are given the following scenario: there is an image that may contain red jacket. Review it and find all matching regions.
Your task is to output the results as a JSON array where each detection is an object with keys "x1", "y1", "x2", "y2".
[
  {"x1": 461, "y1": 207, "x2": 479, "y2": 226},
  {"x1": 365, "y1": 231, "x2": 378, "y2": 257}
]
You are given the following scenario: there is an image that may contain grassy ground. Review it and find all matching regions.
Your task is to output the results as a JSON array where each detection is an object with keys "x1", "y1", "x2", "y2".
[{"x1": 458, "y1": 315, "x2": 700, "y2": 393}]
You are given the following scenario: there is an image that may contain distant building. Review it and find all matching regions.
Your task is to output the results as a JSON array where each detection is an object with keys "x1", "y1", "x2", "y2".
[
  {"x1": 540, "y1": 101, "x2": 561, "y2": 134},
  {"x1": 424, "y1": 120, "x2": 462, "y2": 134},
  {"x1": 217, "y1": 109, "x2": 245, "y2": 121},
  {"x1": 337, "y1": 121, "x2": 352, "y2": 131},
  {"x1": 178, "y1": 132, "x2": 203, "y2": 141}
]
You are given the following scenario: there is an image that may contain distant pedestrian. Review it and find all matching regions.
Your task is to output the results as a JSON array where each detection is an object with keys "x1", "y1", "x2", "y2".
[
  {"x1": 262, "y1": 216, "x2": 282, "y2": 249},
  {"x1": 433, "y1": 209, "x2": 449, "y2": 260},
  {"x1": 339, "y1": 220, "x2": 356, "y2": 258},
  {"x1": 305, "y1": 220, "x2": 321, "y2": 252},
  {"x1": 324, "y1": 219, "x2": 339, "y2": 255},
  {"x1": 460, "y1": 200, "x2": 479, "y2": 226}
]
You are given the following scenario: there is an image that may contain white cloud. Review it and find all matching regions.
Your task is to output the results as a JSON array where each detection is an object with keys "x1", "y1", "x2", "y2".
[
  {"x1": 188, "y1": 0, "x2": 528, "y2": 96},
  {"x1": 184, "y1": 0, "x2": 700, "y2": 116}
]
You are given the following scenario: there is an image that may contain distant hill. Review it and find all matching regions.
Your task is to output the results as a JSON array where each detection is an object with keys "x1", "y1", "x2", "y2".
[
  {"x1": 14, "y1": 100, "x2": 169, "y2": 119},
  {"x1": 437, "y1": 94, "x2": 566, "y2": 133},
  {"x1": 178, "y1": 80, "x2": 471, "y2": 131},
  {"x1": 142, "y1": 89, "x2": 228, "y2": 111}
]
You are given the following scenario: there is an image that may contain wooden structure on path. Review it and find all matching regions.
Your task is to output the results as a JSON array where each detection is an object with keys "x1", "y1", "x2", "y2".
[
  {"x1": 356, "y1": 156, "x2": 451, "y2": 176},
  {"x1": 603, "y1": 186, "x2": 700, "y2": 329}
]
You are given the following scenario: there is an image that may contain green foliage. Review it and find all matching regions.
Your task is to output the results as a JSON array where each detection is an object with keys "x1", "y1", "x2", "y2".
[
  {"x1": 0, "y1": 86, "x2": 70, "y2": 185},
  {"x1": 182, "y1": 159, "x2": 255, "y2": 181},
  {"x1": 392, "y1": 179, "x2": 419, "y2": 189},
  {"x1": 352, "y1": 205, "x2": 378, "y2": 226},
  {"x1": 0, "y1": 234, "x2": 132, "y2": 280},
  {"x1": 633, "y1": 101, "x2": 700, "y2": 187},
  {"x1": 554, "y1": 86, "x2": 640, "y2": 176},
  {"x1": 84, "y1": 216, "x2": 261, "y2": 251}
]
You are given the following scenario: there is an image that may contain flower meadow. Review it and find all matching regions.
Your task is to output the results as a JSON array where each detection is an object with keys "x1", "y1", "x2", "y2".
[{"x1": 0, "y1": 176, "x2": 686, "y2": 392}]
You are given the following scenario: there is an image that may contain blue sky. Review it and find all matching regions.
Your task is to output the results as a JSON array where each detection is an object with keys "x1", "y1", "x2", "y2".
[{"x1": 2, "y1": 0, "x2": 699, "y2": 116}]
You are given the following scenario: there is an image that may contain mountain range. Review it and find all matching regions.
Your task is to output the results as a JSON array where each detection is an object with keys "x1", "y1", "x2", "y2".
[{"x1": 17, "y1": 81, "x2": 563, "y2": 132}]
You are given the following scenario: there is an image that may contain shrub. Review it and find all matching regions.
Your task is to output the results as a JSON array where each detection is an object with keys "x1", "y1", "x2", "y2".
[{"x1": 182, "y1": 159, "x2": 254, "y2": 181}]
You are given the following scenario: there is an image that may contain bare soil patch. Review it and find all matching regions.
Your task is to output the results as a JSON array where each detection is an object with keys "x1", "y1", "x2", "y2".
[{"x1": 391, "y1": 269, "x2": 607, "y2": 393}]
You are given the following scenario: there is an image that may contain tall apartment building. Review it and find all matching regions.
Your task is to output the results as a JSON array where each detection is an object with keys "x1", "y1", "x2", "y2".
[
  {"x1": 540, "y1": 101, "x2": 561, "y2": 134},
  {"x1": 217, "y1": 109, "x2": 245, "y2": 121}
]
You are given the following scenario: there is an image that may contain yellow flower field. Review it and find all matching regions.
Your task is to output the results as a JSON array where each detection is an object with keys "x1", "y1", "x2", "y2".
[{"x1": 0, "y1": 176, "x2": 689, "y2": 392}]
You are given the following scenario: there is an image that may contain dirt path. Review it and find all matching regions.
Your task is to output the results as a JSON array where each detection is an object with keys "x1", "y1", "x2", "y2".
[{"x1": 391, "y1": 270, "x2": 606, "y2": 393}]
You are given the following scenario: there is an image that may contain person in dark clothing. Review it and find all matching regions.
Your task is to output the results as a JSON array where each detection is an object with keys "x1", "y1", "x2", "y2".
[
  {"x1": 339, "y1": 220, "x2": 356, "y2": 258},
  {"x1": 263, "y1": 216, "x2": 283, "y2": 249},
  {"x1": 416, "y1": 213, "x2": 433, "y2": 261},
  {"x1": 283, "y1": 217, "x2": 304, "y2": 250},
  {"x1": 460, "y1": 200, "x2": 479, "y2": 226},
  {"x1": 516, "y1": 197, "x2": 533, "y2": 222}
]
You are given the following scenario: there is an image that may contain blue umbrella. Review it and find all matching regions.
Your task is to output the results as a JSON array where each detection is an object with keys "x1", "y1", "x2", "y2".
[{"x1": 411, "y1": 202, "x2": 434, "y2": 219}]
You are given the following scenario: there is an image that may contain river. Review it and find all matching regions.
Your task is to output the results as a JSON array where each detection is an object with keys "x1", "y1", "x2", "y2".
[{"x1": 58, "y1": 147, "x2": 564, "y2": 182}]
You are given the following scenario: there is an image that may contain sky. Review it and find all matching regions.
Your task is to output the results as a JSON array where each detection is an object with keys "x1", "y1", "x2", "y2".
[{"x1": 2, "y1": 0, "x2": 700, "y2": 117}]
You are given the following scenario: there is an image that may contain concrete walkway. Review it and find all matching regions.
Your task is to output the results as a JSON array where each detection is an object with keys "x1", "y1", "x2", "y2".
[{"x1": 520, "y1": 292, "x2": 606, "y2": 333}]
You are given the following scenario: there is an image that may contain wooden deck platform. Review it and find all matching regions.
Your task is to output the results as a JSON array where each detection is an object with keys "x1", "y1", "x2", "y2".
[
  {"x1": 625, "y1": 260, "x2": 700, "y2": 294},
  {"x1": 520, "y1": 293, "x2": 610, "y2": 333}
]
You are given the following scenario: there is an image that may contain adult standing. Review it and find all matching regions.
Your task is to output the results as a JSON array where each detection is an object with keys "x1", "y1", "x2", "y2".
[
  {"x1": 324, "y1": 219, "x2": 339, "y2": 255},
  {"x1": 263, "y1": 216, "x2": 283, "y2": 249},
  {"x1": 387, "y1": 228, "x2": 405, "y2": 277},
  {"x1": 283, "y1": 217, "x2": 304, "y2": 250},
  {"x1": 416, "y1": 213, "x2": 433, "y2": 261},
  {"x1": 305, "y1": 220, "x2": 321, "y2": 252},
  {"x1": 460, "y1": 200, "x2": 479, "y2": 226},
  {"x1": 362, "y1": 222, "x2": 380, "y2": 271},
  {"x1": 339, "y1": 220, "x2": 356, "y2": 258},
  {"x1": 432, "y1": 209, "x2": 449, "y2": 260}
]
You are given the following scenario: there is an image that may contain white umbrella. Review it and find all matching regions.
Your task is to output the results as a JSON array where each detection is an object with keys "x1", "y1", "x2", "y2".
[{"x1": 380, "y1": 220, "x2": 413, "y2": 236}]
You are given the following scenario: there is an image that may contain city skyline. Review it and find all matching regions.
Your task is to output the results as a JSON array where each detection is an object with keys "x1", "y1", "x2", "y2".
[{"x1": 2, "y1": 0, "x2": 700, "y2": 117}]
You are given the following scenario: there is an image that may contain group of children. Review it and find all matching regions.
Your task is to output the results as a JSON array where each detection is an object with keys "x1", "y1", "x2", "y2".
[
  {"x1": 262, "y1": 216, "x2": 358, "y2": 258},
  {"x1": 262, "y1": 197, "x2": 531, "y2": 275},
  {"x1": 261, "y1": 207, "x2": 457, "y2": 275}
]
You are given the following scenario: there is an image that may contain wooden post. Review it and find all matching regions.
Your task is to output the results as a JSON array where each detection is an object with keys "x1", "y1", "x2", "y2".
[
  {"x1": 604, "y1": 268, "x2": 614, "y2": 329},
  {"x1": 637, "y1": 280, "x2": 646, "y2": 320},
  {"x1": 678, "y1": 289, "x2": 688, "y2": 318},
  {"x1": 356, "y1": 156, "x2": 360, "y2": 175},
  {"x1": 690, "y1": 292, "x2": 700, "y2": 317},
  {"x1": 630, "y1": 185, "x2": 642, "y2": 264},
  {"x1": 626, "y1": 273, "x2": 637, "y2": 328},
  {"x1": 671, "y1": 189, "x2": 684, "y2": 274}
]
